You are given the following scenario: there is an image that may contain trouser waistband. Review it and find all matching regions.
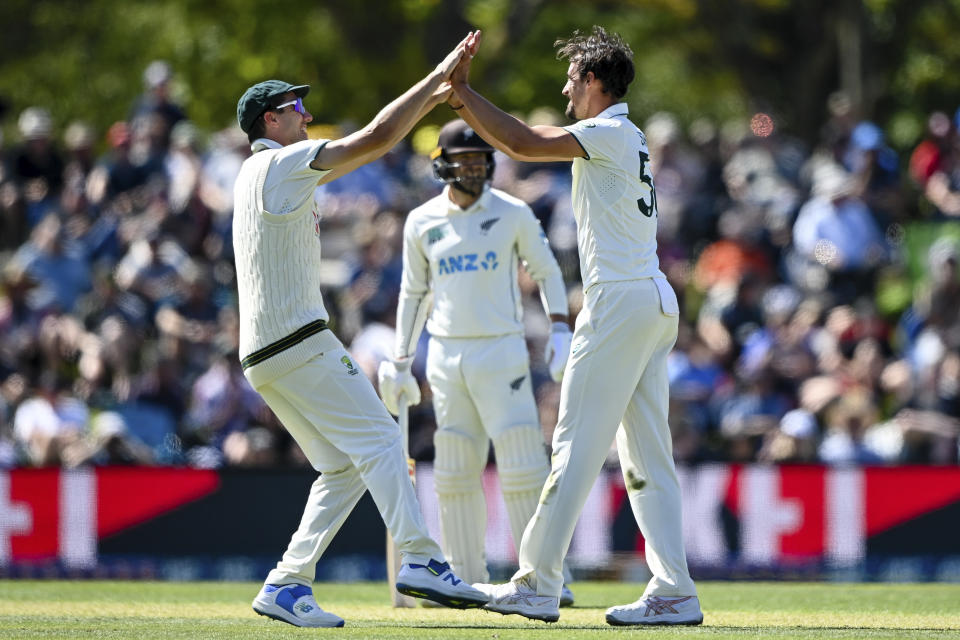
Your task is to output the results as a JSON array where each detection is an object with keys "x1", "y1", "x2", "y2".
[{"x1": 240, "y1": 319, "x2": 329, "y2": 370}]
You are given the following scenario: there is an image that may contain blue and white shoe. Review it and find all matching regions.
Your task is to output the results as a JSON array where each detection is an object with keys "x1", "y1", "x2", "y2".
[
  {"x1": 395, "y1": 559, "x2": 487, "y2": 609},
  {"x1": 560, "y1": 584, "x2": 575, "y2": 607},
  {"x1": 252, "y1": 583, "x2": 345, "y2": 628}
]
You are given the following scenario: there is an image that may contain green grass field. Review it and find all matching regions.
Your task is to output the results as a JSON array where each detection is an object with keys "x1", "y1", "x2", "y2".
[{"x1": 0, "y1": 580, "x2": 958, "y2": 639}]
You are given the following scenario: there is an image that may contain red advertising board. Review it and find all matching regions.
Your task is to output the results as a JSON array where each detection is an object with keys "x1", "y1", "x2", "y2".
[
  {"x1": 1, "y1": 465, "x2": 958, "y2": 574},
  {"x1": 0, "y1": 468, "x2": 218, "y2": 568}
]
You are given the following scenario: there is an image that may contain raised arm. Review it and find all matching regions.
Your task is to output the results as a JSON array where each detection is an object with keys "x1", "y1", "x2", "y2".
[
  {"x1": 449, "y1": 31, "x2": 584, "y2": 163},
  {"x1": 313, "y1": 34, "x2": 470, "y2": 184}
]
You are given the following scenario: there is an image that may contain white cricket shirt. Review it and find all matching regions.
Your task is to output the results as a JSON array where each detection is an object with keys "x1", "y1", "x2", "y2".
[
  {"x1": 396, "y1": 185, "x2": 567, "y2": 356},
  {"x1": 564, "y1": 103, "x2": 665, "y2": 291}
]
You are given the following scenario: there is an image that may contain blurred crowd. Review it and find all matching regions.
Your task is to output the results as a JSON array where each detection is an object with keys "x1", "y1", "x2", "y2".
[{"x1": 0, "y1": 61, "x2": 958, "y2": 470}]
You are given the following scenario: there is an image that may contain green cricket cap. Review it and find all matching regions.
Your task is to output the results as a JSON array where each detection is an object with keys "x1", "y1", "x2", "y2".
[{"x1": 236, "y1": 80, "x2": 310, "y2": 133}]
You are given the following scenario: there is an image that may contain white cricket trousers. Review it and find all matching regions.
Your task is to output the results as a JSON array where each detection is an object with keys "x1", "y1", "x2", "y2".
[
  {"x1": 515, "y1": 278, "x2": 697, "y2": 599},
  {"x1": 251, "y1": 330, "x2": 443, "y2": 586},
  {"x1": 426, "y1": 333, "x2": 548, "y2": 583}
]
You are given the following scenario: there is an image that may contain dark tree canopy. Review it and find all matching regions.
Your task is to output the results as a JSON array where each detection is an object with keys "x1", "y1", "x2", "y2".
[{"x1": 1, "y1": 0, "x2": 957, "y2": 151}]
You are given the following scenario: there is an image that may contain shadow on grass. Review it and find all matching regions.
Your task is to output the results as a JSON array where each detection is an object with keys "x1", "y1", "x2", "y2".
[{"x1": 402, "y1": 623, "x2": 956, "y2": 634}]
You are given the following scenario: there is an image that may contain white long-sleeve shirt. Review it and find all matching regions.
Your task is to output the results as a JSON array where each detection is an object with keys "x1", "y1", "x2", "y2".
[{"x1": 396, "y1": 185, "x2": 567, "y2": 357}]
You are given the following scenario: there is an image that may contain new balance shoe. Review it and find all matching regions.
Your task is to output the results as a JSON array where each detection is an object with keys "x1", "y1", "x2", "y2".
[
  {"x1": 418, "y1": 597, "x2": 444, "y2": 608},
  {"x1": 252, "y1": 583, "x2": 345, "y2": 628},
  {"x1": 476, "y1": 576, "x2": 560, "y2": 623},
  {"x1": 605, "y1": 595, "x2": 703, "y2": 626},
  {"x1": 395, "y1": 559, "x2": 487, "y2": 609},
  {"x1": 559, "y1": 584, "x2": 575, "y2": 608}
]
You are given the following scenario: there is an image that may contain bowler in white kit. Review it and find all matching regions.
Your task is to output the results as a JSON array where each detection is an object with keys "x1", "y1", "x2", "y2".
[
  {"x1": 231, "y1": 33, "x2": 488, "y2": 629},
  {"x1": 448, "y1": 27, "x2": 703, "y2": 625},
  {"x1": 378, "y1": 119, "x2": 575, "y2": 605}
]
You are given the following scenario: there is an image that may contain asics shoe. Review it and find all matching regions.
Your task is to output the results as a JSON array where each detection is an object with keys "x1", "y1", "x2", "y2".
[
  {"x1": 395, "y1": 559, "x2": 487, "y2": 609},
  {"x1": 252, "y1": 583, "x2": 345, "y2": 628},
  {"x1": 476, "y1": 576, "x2": 560, "y2": 623},
  {"x1": 605, "y1": 594, "x2": 703, "y2": 626}
]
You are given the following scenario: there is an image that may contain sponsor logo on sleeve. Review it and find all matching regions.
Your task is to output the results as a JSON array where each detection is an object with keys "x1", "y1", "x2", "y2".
[
  {"x1": 340, "y1": 355, "x2": 359, "y2": 375},
  {"x1": 427, "y1": 225, "x2": 448, "y2": 245}
]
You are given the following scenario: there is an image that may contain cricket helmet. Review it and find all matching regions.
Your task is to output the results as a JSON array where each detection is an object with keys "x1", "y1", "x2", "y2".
[{"x1": 431, "y1": 119, "x2": 495, "y2": 194}]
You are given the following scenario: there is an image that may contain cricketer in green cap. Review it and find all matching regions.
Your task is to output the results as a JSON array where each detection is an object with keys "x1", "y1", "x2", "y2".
[
  {"x1": 237, "y1": 80, "x2": 309, "y2": 136},
  {"x1": 233, "y1": 32, "x2": 504, "y2": 629}
]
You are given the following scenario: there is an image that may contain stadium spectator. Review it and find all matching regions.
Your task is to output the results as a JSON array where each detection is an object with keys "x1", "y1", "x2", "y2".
[
  {"x1": 790, "y1": 162, "x2": 888, "y2": 298},
  {"x1": 181, "y1": 350, "x2": 268, "y2": 466},
  {"x1": 921, "y1": 111, "x2": 960, "y2": 219},
  {"x1": 7, "y1": 107, "x2": 64, "y2": 226},
  {"x1": 61, "y1": 410, "x2": 155, "y2": 467},
  {"x1": 758, "y1": 408, "x2": 820, "y2": 463},
  {"x1": 114, "y1": 230, "x2": 187, "y2": 314},
  {"x1": 12, "y1": 372, "x2": 87, "y2": 467},
  {"x1": 817, "y1": 388, "x2": 884, "y2": 465},
  {"x1": 908, "y1": 111, "x2": 953, "y2": 188},
  {"x1": 86, "y1": 121, "x2": 149, "y2": 207},
  {"x1": 842, "y1": 120, "x2": 903, "y2": 223},
  {"x1": 9, "y1": 213, "x2": 92, "y2": 314},
  {"x1": 129, "y1": 60, "x2": 187, "y2": 152},
  {"x1": 644, "y1": 111, "x2": 708, "y2": 245}
]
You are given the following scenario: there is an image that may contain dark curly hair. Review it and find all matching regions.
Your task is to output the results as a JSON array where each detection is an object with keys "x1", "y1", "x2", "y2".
[{"x1": 554, "y1": 26, "x2": 635, "y2": 100}]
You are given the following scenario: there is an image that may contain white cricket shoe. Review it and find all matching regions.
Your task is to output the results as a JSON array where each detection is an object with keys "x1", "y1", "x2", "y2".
[
  {"x1": 395, "y1": 559, "x2": 487, "y2": 609},
  {"x1": 605, "y1": 594, "x2": 703, "y2": 626},
  {"x1": 476, "y1": 576, "x2": 560, "y2": 622},
  {"x1": 559, "y1": 584, "x2": 575, "y2": 607},
  {"x1": 252, "y1": 583, "x2": 345, "y2": 628}
]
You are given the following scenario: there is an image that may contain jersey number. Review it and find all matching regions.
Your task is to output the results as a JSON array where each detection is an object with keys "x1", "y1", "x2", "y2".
[{"x1": 637, "y1": 151, "x2": 658, "y2": 218}]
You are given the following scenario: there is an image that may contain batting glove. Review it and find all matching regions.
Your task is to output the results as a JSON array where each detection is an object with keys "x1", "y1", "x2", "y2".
[
  {"x1": 377, "y1": 357, "x2": 421, "y2": 416},
  {"x1": 544, "y1": 322, "x2": 572, "y2": 382}
]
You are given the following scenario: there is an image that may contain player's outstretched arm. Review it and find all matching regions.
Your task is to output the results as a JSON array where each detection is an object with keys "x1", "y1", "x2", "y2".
[
  {"x1": 450, "y1": 31, "x2": 583, "y2": 163},
  {"x1": 313, "y1": 33, "x2": 472, "y2": 184}
]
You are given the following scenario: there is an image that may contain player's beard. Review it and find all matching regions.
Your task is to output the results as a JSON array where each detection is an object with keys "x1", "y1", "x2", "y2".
[
  {"x1": 454, "y1": 174, "x2": 486, "y2": 197},
  {"x1": 565, "y1": 101, "x2": 577, "y2": 121}
]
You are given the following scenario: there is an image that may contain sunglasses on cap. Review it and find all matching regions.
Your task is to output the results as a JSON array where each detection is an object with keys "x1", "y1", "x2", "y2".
[{"x1": 273, "y1": 97, "x2": 305, "y2": 114}]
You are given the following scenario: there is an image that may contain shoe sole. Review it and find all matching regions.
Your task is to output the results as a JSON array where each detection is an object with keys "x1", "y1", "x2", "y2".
[
  {"x1": 252, "y1": 603, "x2": 345, "y2": 628},
  {"x1": 395, "y1": 583, "x2": 486, "y2": 609},
  {"x1": 484, "y1": 604, "x2": 560, "y2": 623},
  {"x1": 605, "y1": 613, "x2": 703, "y2": 626},
  {"x1": 419, "y1": 598, "x2": 445, "y2": 608}
]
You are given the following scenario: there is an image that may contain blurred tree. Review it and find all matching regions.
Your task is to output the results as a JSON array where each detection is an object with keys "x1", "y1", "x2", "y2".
[
  {"x1": 0, "y1": 0, "x2": 958, "y2": 153},
  {"x1": 693, "y1": 0, "x2": 960, "y2": 146}
]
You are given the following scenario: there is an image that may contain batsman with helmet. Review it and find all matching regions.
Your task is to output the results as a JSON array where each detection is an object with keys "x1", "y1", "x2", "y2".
[{"x1": 378, "y1": 119, "x2": 576, "y2": 606}]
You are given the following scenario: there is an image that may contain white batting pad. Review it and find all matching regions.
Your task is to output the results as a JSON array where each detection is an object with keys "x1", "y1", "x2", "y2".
[
  {"x1": 433, "y1": 429, "x2": 490, "y2": 583},
  {"x1": 492, "y1": 425, "x2": 550, "y2": 548}
]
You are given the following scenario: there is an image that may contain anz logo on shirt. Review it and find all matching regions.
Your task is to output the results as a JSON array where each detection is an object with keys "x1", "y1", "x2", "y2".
[{"x1": 436, "y1": 251, "x2": 499, "y2": 276}]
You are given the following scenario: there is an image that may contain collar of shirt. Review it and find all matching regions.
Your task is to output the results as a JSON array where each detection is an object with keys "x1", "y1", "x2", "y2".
[
  {"x1": 593, "y1": 102, "x2": 629, "y2": 120},
  {"x1": 251, "y1": 138, "x2": 283, "y2": 153},
  {"x1": 443, "y1": 184, "x2": 491, "y2": 216}
]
